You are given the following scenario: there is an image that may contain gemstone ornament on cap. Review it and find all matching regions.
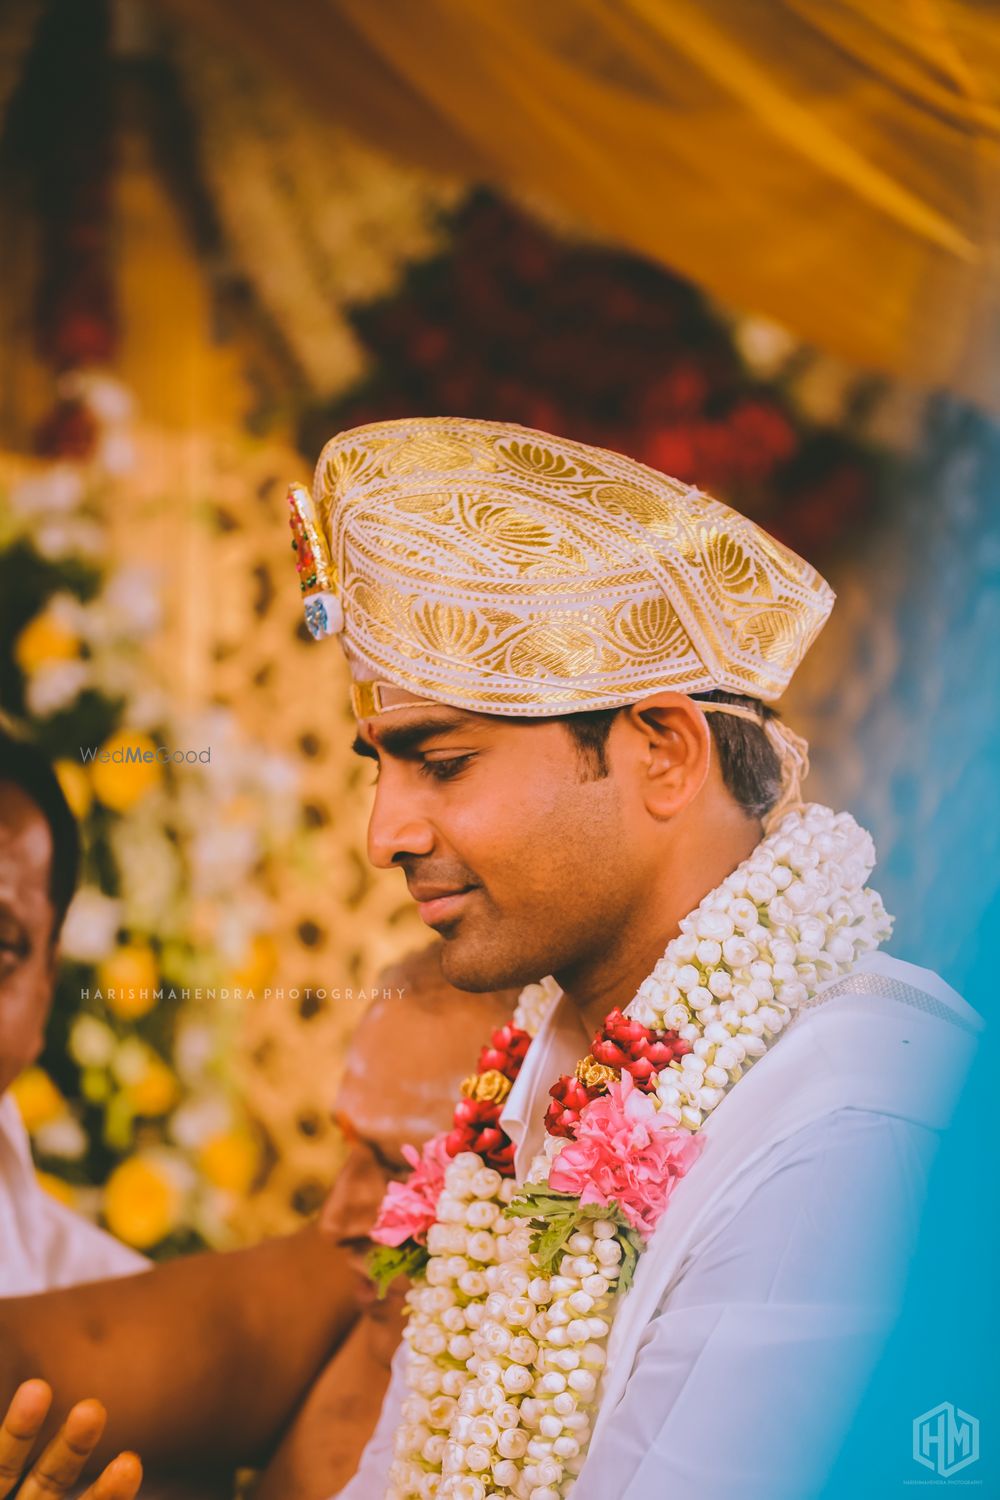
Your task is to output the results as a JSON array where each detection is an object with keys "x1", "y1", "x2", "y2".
[{"x1": 287, "y1": 481, "x2": 344, "y2": 639}]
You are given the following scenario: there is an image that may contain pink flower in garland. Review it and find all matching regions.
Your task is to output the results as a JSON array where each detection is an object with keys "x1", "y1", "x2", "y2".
[
  {"x1": 548, "y1": 1071, "x2": 705, "y2": 1237},
  {"x1": 370, "y1": 1132, "x2": 451, "y2": 1248}
]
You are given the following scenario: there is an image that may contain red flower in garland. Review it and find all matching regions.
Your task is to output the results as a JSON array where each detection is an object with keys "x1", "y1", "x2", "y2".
[
  {"x1": 591, "y1": 1008, "x2": 690, "y2": 1091},
  {"x1": 477, "y1": 1023, "x2": 531, "y2": 1077},
  {"x1": 545, "y1": 1009, "x2": 693, "y2": 1142},
  {"x1": 545, "y1": 1073, "x2": 604, "y2": 1139},
  {"x1": 447, "y1": 1097, "x2": 516, "y2": 1174},
  {"x1": 444, "y1": 1023, "x2": 531, "y2": 1176}
]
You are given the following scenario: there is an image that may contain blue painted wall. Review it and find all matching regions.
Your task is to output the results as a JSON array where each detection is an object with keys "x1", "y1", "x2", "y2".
[{"x1": 820, "y1": 406, "x2": 998, "y2": 1498}]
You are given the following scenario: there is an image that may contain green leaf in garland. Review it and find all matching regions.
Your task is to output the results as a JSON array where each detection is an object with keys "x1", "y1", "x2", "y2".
[
  {"x1": 532, "y1": 1213, "x2": 579, "y2": 1273},
  {"x1": 615, "y1": 1225, "x2": 645, "y2": 1296},
  {"x1": 366, "y1": 1240, "x2": 430, "y2": 1299},
  {"x1": 506, "y1": 1184, "x2": 649, "y2": 1292}
]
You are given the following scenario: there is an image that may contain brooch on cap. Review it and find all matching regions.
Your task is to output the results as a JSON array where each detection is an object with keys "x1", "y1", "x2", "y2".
[{"x1": 287, "y1": 482, "x2": 344, "y2": 639}]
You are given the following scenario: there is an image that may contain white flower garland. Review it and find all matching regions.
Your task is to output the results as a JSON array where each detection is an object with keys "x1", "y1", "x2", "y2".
[{"x1": 387, "y1": 803, "x2": 892, "y2": 1499}]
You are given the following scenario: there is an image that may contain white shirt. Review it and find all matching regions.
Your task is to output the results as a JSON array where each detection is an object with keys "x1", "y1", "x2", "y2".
[
  {"x1": 336, "y1": 952, "x2": 981, "y2": 1499},
  {"x1": 0, "y1": 1093, "x2": 147, "y2": 1294}
]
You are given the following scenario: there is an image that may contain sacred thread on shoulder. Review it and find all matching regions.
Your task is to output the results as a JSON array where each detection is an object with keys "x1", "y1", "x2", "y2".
[{"x1": 287, "y1": 481, "x2": 343, "y2": 639}]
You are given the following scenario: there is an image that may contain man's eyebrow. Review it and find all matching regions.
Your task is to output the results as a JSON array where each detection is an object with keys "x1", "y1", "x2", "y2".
[{"x1": 351, "y1": 712, "x2": 474, "y2": 761}]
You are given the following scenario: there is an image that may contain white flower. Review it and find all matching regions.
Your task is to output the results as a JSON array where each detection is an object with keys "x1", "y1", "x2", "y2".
[
  {"x1": 69, "y1": 1014, "x2": 116, "y2": 1068},
  {"x1": 102, "y1": 565, "x2": 162, "y2": 635},
  {"x1": 695, "y1": 910, "x2": 735, "y2": 942},
  {"x1": 728, "y1": 894, "x2": 758, "y2": 930},
  {"x1": 707, "y1": 969, "x2": 733, "y2": 999},
  {"x1": 25, "y1": 661, "x2": 90, "y2": 717},
  {"x1": 35, "y1": 519, "x2": 104, "y2": 560},
  {"x1": 59, "y1": 370, "x2": 135, "y2": 424},
  {"x1": 733, "y1": 314, "x2": 799, "y2": 375},
  {"x1": 60, "y1": 888, "x2": 121, "y2": 962},
  {"x1": 10, "y1": 465, "x2": 83, "y2": 516},
  {"x1": 33, "y1": 1114, "x2": 87, "y2": 1159},
  {"x1": 173, "y1": 1017, "x2": 216, "y2": 1081},
  {"x1": 111, "y1": 1036, "x2": 153, "y2": 1086},
  {"x1": 97, "y1": 430, "x2": 137, "y2": 475},
  {"x1": 746, "y1": 872, "x2": 776, "y2": 904},
  {"x1": 664, "y1": 1001, "x2": 691, "y2": 1029}
]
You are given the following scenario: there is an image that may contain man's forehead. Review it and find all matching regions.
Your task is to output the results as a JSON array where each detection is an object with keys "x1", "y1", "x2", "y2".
[
  {"x1": 0, "y1": 786, "x2": 53, "y2": 921},
  {"x1": 0, "y1": 785, "x2": 52, "y2": 870}
]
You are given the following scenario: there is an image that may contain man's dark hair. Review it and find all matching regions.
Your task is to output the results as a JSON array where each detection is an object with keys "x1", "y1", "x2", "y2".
[
  {"x1": 560, "y1": 689, "x2": 783, "y2": 820},
  {"x1": 0, "y1": 723, "x2": 80, "y2": 935}
]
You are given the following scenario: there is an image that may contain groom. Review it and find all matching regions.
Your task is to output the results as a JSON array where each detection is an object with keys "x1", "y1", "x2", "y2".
[{"x1": 289, "y1": 417, "x2": 981, "y2": 1499}]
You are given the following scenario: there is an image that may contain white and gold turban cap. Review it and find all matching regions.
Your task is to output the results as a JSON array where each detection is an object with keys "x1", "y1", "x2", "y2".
[{"x1": 288, "y1": 417, "x2": 834, "y2": 728}]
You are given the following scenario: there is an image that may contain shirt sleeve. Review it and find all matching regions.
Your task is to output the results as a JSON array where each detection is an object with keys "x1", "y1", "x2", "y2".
[
  {"x1": 34, "y1": 1191, "x2": 149, "y2": 1290},
  {"x1": 573, "y1": 1109, "x2": 938, "y2": 1500}
]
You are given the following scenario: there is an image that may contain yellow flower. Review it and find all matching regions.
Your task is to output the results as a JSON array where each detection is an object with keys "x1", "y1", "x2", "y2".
[
  {"x1": 104, "y1": 1156, "x2": 181, "y2": 1249},
  {"x1": 575, "y1": 1055, "x2": 620, "y2": 1091},
  {"x1": 126, "y1": 1055, "x2": 179, "y2": 1117},
  {"x1": 90, "y1": 730, "x2": 162, "y2": 812},
  {"x1": 460, "y1": 1068, "x2": 512, "y2": 1105},
  {"x1": 98, "y1": 942, "x2": 159, "y2": 1019},
  {"x1": 54, "y1": 759, "x2": 93, "y2": 821},
  {"x1": 10, "y1": 1067, "x2": 65, "y2": 1131},
  {"x1": 13, "y1": 612, "x2": 80, "y2": 674},
  {"x1": 197, "y1": 1129, "x2": 259, "y2": 1195},
  {"x1": 231, "y1": 934, "x2": 278, "y2": 993},
  {"x1": 36, "y1": 1170, "x2": 77, "y2": 1209}
]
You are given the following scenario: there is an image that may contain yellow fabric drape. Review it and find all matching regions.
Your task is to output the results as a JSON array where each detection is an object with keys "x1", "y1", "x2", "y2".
[{"x1": 163, "y1": 0, "x2": 1000, "y2": 410}]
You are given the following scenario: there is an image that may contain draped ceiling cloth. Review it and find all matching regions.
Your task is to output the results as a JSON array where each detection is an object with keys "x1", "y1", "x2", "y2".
[{"x1": 160, "y1": 0, "x2": 1000, "y2": 413}]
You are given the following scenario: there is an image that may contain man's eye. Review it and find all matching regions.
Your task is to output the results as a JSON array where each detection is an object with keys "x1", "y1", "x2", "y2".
[
  {"x1": 0, "y1": 940, "x2": 24, "y2": 970},
  {"x1": 419, "y1": 755, "x2": 473, "y2": 782}
]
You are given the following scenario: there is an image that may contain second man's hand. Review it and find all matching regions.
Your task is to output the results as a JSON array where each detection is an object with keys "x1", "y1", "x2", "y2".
[{"x1": 0, "y1": 1379, "x2": 142, "y2": 1500}]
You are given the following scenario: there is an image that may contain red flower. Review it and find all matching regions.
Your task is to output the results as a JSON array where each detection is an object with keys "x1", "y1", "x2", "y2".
[
  {"x1": 477, "y1": 1024, "x2": 531, "y2": 1079},
  {"x1": 638, "y1": 427, "x2": 699, "y2": 482},
  {"x1": 591, "y1": 1008, "x2": 690, "y2": 1094},
  {"x1": 408, "y1": 325, "x2": 451, "y2": 367},
  {"x1": 443, "y1": 1023, "x2": 531, "y2": 1175},
  {"x1": 545, "y1": 1074, "x2": 601, "y2": 1139},
  {"x1": 446, "y1": 1097, "x2": 516, "y2": 1173},
  {"x1": 639, "y1": 362, "x2": 710, "y2": 422},
  {"x1": 724, "y1": 399, "x2": 798, "y2": 482}
]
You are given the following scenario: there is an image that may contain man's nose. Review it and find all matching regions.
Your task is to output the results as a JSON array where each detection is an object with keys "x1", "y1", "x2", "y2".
[{"x1": 367, "y1": 771, "x2": 435, "y2": 869}]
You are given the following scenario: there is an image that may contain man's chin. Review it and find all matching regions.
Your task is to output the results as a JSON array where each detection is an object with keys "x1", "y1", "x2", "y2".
[{"x1": 437, "y1": 931, "x2": 544, "y2": 995}]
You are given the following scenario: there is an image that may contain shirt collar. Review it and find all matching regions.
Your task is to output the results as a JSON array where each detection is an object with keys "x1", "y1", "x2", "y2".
[{"x1": 499, "y1": 990, "x2": 590, "y2": 1182}]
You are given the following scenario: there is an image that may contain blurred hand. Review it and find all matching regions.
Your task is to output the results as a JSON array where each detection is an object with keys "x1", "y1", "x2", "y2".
[
  {"x1": 319, "y1": 1140, "x2": 392, "y2": 1247},
  {"x1": 318, "y1": 1141, "x2": 399, "y2": 1314},
  {"x1": 0, "y1": 1380, "x2": 142, "y2": 1499}
]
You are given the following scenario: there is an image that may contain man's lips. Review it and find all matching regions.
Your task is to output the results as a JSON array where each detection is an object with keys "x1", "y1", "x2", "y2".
[{"x1": 408, "y1": 884, "x2": 478, "y2": 925}]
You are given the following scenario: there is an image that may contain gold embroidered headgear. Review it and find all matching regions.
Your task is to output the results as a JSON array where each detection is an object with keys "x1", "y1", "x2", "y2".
[{"x1": 288, "y1": 417, "x2": 833, "y2": 724}]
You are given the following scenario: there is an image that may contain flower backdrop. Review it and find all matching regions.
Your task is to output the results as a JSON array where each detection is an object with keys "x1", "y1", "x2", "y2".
[
  {"x1": 306, "y1": 192, "x2": 899, "y2": 562},
  {"x1": 1, "y1": 373, "x2": 302, "y2": 1254}
]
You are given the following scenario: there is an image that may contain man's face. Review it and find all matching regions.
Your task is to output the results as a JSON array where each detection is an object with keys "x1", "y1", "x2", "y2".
[
  {"x1": 355, "y1": 706, "x2": 647, "y2": 993},
  {"x1": 0, "y1": 783, "x2": 57, "y2": 1097}
]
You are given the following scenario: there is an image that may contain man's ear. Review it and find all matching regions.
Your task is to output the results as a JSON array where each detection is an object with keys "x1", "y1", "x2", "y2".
[{"x1": 623, "y1": 692, "x2": 713, "y2": 819}]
